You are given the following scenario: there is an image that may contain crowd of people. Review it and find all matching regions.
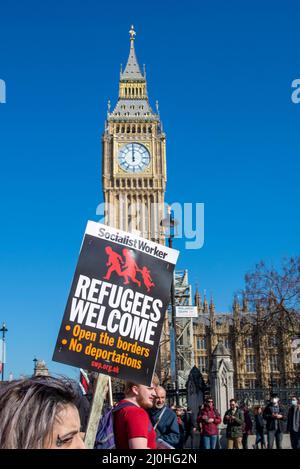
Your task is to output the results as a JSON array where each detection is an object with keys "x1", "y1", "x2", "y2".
[
  {"x1": 0, "y1": 375, "x2": 300, "y2": 450},
  {"x1": 107, "y1": 387, "x2": 300, "y2": 450}
]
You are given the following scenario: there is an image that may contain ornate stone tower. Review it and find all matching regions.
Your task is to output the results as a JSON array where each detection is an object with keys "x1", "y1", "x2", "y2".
[{"x1": 102, "y1": 26, "x2": 166, "y2": 243}]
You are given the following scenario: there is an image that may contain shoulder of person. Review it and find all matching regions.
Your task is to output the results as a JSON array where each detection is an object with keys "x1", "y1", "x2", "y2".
[
  {"x1": 165, "y1": 406, "x2": 176, "y2": 417},
  {"x1": 118, "y1": 402, "x2": 146, "y2": 415}
]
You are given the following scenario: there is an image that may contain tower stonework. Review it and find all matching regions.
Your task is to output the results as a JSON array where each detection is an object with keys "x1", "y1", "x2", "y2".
[
  {"x1": 102, "y1": 26, "x2": 170, "y2": 381},
  {"x1": 102, "y1": 26, "x2": 166, "y2": 243}
]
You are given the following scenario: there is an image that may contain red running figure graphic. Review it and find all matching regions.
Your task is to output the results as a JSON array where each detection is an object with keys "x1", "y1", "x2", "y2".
[
  {"x1": 121, "y1": 248, "x2": 141, "y2": 287},
  {"x1": 103, "y1": 246, "x2": 155, "y2": 292},
  {"x1": 139, "y1": 266, "x2": 155, "y2": 292},
  {"x1": 103, "y1": 246, "x2": 124, "y2": 280}
]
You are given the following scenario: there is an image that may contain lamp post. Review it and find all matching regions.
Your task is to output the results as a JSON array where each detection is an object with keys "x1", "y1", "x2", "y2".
[
  {"x1": 33, "y1": 357, "x2": 38, "y2": 376},
  {"x1": 269, "y1": 372, "x2": 275, "y2": 395},
  {"x1": 0, "y1": 322, "x2": 8, "y2": 381},
  {"x1": 161, "y1": 208, "x2": 179, "y2": 406}
]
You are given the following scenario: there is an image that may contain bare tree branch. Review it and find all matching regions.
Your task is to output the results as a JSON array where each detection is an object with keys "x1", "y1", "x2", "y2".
[{"x1": 242, "y1": 256, "x2": 300, "y2": 338}]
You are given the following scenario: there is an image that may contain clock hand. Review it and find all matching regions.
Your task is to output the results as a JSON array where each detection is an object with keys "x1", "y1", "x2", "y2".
[{"x1": 132, "y1": 144, "x2": 135, "y2": 163}]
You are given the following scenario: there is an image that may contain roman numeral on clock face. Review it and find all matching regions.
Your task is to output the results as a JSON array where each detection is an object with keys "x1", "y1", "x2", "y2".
[{"x1": 118, "y1": 143, "x2": 151, "y2": 173}]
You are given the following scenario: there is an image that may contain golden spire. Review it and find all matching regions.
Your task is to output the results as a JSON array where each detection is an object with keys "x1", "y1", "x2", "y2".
[{"x1": 129, "y1": 25, "x2": 136, "y2": 41}]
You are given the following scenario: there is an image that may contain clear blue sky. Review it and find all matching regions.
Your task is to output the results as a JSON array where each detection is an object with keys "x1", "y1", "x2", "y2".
[{"x1": 0, "y1": 0, "x2": 299, "y2": 379}]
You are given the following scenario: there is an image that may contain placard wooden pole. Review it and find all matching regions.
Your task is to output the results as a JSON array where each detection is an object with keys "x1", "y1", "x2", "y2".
[
  {"x1": 84, "y1": 374, "x2": 109, "y2": 449},
  {"x1": 108, "y1": 376, "x2": 113, "y2": 407}
]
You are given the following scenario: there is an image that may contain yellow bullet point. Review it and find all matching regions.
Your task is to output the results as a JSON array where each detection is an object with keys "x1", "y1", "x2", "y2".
[
  {"x1": 65, "y1": 325, "x2": 71, "y2": 331},
  {"x1": 61, "y1": 339, "x2": 67, "y2": 345}
]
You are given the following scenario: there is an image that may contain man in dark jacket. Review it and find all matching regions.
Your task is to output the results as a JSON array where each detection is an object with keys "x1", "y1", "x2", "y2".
[
  {"x1": 287, "y1": 396, "x2": 300, "y2": 449},
  {"x1": 240, "y1": 402, "x2": 253, "y2": 449},
  {"x1": 149, "y1": 386, "x2": 180, "y2": 448},
  {"x1": 254, "y1": 406, "x2": 266, "y2": 449},
  {"x1": 182, "y1": 407, "x2": 197, "y2": 449},
  {"x1": 263, "y1": 393, "x2": 286, "y2": 449},
  {"x1": 223, "y1": 399, "x2": 244, "y2": 449}
]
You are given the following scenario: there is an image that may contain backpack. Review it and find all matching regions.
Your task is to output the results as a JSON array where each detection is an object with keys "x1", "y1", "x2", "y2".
[{"x1": 94, "y1": 401, "x2": 135, "y2": 449}]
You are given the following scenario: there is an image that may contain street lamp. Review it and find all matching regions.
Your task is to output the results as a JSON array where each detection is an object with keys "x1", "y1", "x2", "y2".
[
  {"x1": 0, "y1": 322, "x2": 8, "y2": 381},
  {"x1": 161, "y1": 208, "x2": 180, "y2": 406},
  {"x1": 33, "y1": 357, "x2": 38, "y2": 376},
  {"x1": 269, "y1": 372, "x2": 275, "y2": 395}
]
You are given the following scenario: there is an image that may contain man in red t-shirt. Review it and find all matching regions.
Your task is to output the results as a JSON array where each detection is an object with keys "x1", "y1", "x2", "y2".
[{"x1": 114, "y1": 376, "x2": 159, "y2": 449}]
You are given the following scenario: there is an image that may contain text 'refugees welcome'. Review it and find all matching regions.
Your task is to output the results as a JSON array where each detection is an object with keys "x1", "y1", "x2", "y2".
[{"x1": 69, "y1": 275, "x2": 163, "y2": 346}]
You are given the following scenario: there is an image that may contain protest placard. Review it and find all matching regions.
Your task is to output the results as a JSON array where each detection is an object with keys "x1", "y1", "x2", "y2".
[{"x1": 53, "y1": 221, "x2": 179, "y2": 385}]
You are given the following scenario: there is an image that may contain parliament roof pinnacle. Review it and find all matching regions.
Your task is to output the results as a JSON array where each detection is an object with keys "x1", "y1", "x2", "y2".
[{"x1": 121, "y1": 25, "x2": 145, "y2": 81}]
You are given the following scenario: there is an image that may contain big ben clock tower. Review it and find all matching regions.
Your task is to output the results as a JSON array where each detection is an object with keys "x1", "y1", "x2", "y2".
[
  {"x1": 102, "y1": 26, "x2": 170, "y2": 381},
  {"x1": 102, "y1": 26, "x2": 166, "y2": 243}
]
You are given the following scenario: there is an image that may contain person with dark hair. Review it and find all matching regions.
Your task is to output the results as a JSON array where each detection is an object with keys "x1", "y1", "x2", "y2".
[
  {"x1": 263, "y1": 393, "x2": 286, "y2": 449},
  {"x1": 182, "y1": 406, "x2": 197, "y2": 449},
  {"x1": 287, "y1": 396, "x2": 300, "y2": 449},
  {"x1": 253, "y1": 406, "x2": 266, "y2": 449},
  {"x1": 240, "y1": 402, "x2": 253, "y2": 449},
  {"x1": 75, "y1": 391, "x2": 91, "y2": 434},
  {"x1": 174, "y1": 406, "x2": 186, "y2": 449},
  {"x1": 198, "y1": 397, "x2": 221, "y2": 449},
  {"x1": 197, "y1": 404, "x2": 205, "y2": 448},
  {"x1": 223, "y1": 399, "x2": 244, "y2": 449},
  {"x1": 0, "y1": 376, "x2": 86, "y2": 449}
]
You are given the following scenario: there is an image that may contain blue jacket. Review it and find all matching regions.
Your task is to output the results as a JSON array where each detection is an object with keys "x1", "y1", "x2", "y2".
[{"x1": 149, "y1": 406, "x2": 180, "y2": 447}]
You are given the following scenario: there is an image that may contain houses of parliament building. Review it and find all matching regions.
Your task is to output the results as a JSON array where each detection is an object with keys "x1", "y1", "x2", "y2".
[
  {"x1": 191, "y1": 291, "x2": 300, "y2": 391},
  {"x1": 101, "y1": 26, "x2": 300, "y2": 392}
]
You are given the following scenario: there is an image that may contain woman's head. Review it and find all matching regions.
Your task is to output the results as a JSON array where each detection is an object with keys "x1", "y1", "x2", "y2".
[
  {"x1": 0, "y1": 376, "x2": 85, "y2": 449},
  {"x1": 205, "y1": 397, "x2": 214, "y2": 408},
  {"x1": 254, "y1": 405, "x2": 262, "y2": 414}
]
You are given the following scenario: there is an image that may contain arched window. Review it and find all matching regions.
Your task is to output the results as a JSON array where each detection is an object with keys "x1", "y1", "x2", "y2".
[
  {"x1": 116, "y1": 125, "x2": 119, "y2": 133},
  {"x1": 137, "y1": 126, "x2": 141, "y2": 133},
  {"x1": 132, "y1": 125, "x2": 136, "y2": 133},
  {"x1": 121, "y1": 126, "x2": 125, "y2": 133}
]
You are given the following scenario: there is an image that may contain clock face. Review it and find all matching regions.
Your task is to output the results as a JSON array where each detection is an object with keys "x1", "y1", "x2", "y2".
[{"x1": 118, "y1": 143, "x2": 150, "y2": 173}]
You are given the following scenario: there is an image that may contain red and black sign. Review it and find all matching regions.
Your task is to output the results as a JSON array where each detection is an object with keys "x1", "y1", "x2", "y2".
[{"x1": 53, "y1": 221, "x2": 179, "y2": 385}]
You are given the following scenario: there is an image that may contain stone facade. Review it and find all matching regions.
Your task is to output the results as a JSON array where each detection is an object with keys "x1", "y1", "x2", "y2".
[
  {"x1": 192, "y1": 292, "x2": 300, "y2": 390},
  {"x1": 210, "y1": 342, "x2": 234, "y2": 422},
  {"x1": 102, "y1": 26, "x2": 171, "y2": 377},
  {"x1": 102, "y1": 26, "x2": 166, "y2": 245},
  {"x1": 33, "y1": 360, "x2": 49, "y2": 377}
]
